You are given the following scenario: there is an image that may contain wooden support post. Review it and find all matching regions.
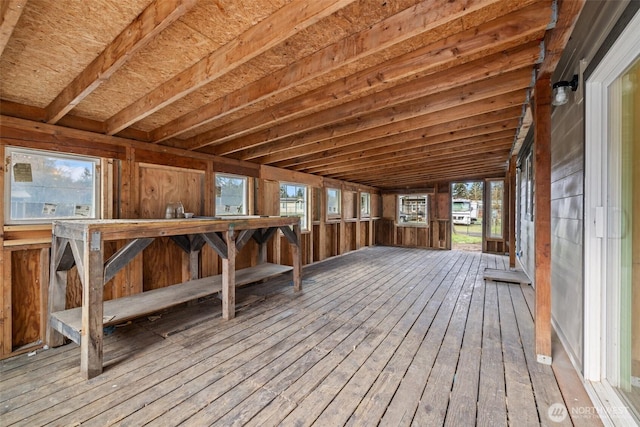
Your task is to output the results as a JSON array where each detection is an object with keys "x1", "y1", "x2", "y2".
[
  {"x1": 292, "y1": 223, "x2": 302, "y2": 292},
  {"x1": 509, "y1": 155, "x2": 517, "y2": 268},
  {"x1": 355, "y1": 192, "x2": 362, "y2": 250},
  {"x1": 1, "y1": 249, "x2": 12, "y2": 356},
  {"x1": 318, "y1": 188, "x2": 326, "y2": 261},
  {"x1": 257, "y1": 229, "x2": 268, "y2": 264},
  {"x1": 534, "y1": 75, "x2": 552, "y2": 364},
  {"x1": 39, "y1": 248, "x2": 51, "y2": 347},
  {"x1": 188, "y1": 250, "x2": 199, "y2": 280},
  {"x1": 222, "y1": 229, "x2": 236, "y2": 320},
  {"x1": 0, "y1": 144, "x2": 6, "y2": 357},
  {"x1": 80, "y1": 232, "x2": 105, "y2": 379},
  {"x1": 339, "y1": 188, "x2": 346, "y2": 255}
]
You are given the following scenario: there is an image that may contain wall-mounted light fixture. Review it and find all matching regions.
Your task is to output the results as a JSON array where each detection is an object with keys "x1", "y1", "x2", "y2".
[{"x1": 552, "y1": 75, "x2": 579, "y2": 106}]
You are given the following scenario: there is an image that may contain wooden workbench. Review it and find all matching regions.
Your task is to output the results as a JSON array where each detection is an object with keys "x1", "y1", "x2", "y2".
[{"x1": 46, "y1": 216, "x2": 302, "y2": 379}]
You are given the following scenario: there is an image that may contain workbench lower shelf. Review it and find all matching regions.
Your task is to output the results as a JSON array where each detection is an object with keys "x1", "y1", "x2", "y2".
[{"x1": 49, "y1": 263, "x2": 293, "y2": 344}]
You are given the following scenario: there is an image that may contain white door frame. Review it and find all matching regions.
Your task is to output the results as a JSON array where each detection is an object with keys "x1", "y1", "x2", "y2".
[{"x1": 584, "y1": 9, "x2": 640, "y2": 425}]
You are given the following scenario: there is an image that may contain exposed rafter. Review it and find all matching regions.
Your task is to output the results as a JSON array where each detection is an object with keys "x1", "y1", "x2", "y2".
[
  {"x1": 104, "y1": 0, "x2": 356, "y2": 135},
  {"x1": 176, "y1": 1, "x2": 551, "y2": 152},
  {"x1": 45, "y1": 0, "x2": 196, "y2": 124},
  {"x1": 238, "y1": 88, "x2": 528, "y2": 164},
  {"x1": 0, "y1": 0, "x2": 579, "y2": 188},
  {"x1": 0, "y1": 0, "x2": 27, "y2": 57}
]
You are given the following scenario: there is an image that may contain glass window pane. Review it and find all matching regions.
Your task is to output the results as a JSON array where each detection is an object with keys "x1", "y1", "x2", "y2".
[
  {"x1": 488, "y1": 180, "x2": 504, "y2": 238},
  {"x1": 327, "y1": 188, "x2": 341, "y2": 217},
  {"x1": 280, "y1": 183, "x2": 308, "y2": 230},
  {"x1": 7, "y1": 147, "x2": 99, "y2": 223},
  {"x1": 215, "y1": 174, "x2": 247, "y2": 215},
  {"x1": 611, "y1": 57, "x2": 640, "y2": 416},
  {"x1": 361, "y1": 192, "x2": 371, "y2": 217},
  {"x1": 398, "y1": 195, "x2": 428, "y2": 225}
]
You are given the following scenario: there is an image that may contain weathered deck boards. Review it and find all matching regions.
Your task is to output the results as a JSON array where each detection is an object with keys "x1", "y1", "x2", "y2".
[{"x1": 0, "y1": 247, "x2": 598, "y2": 426}]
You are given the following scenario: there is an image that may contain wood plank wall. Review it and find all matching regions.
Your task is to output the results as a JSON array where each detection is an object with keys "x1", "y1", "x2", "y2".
[
  {"x1": 375, "y1": 184, "x2": 451, "y2": 250},
  {"x1": 0, "y1": 117, "x2": 380, "y2": 358}
]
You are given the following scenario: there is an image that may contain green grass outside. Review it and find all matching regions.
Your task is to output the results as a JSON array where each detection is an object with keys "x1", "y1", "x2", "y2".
[
  {"x1": 452, "y1": 233, "x2": 482, "y2": 244},
  {"x1": 452, "y1": 222, "x2": 482, "y2": 244}
]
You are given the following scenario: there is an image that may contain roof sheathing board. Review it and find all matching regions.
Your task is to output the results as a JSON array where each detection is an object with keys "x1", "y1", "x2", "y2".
[
  {"x1": 74, "y1": 0, "x2": 291, "y2": 122},
  {"x1": 0, "y1": 0, "x2": 150, "y2": 107},
  {"x1": 135, "y1": 0, "x2": 421, "y2": 132},
  {"x1": 154, "y1": 0, "x2": 550, "y2": 143}
]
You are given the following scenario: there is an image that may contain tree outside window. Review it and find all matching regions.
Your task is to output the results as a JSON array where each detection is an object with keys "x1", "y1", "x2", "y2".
[{"x1": 488, "y1": 180, "x2": 504, "y2": 238}]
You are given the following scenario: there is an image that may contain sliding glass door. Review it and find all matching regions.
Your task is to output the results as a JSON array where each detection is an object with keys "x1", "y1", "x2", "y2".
[
  {"x1": 607, "y1": 56, "x2": 640, "y2": 418},
  {"x1": 585, "y1": 11, "x2": 640, "y2": 424}
]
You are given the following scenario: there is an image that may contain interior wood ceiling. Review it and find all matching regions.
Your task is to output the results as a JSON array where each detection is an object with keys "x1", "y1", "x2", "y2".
[{"x1": 0, "y1": 0, "x2": 583, "y2": 189}]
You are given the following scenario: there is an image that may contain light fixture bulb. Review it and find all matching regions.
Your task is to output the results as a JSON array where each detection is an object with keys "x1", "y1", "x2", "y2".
[
  {"x1": 551, "y1": 75, "x2": 579, "y2": 107},
  {"x1": 552, "y1": 85, "x2": 569, "y2": 106}
]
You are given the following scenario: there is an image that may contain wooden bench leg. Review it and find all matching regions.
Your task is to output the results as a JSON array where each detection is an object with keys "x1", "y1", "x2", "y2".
[
  {"x1": 80, "y1": 233, "x2": 105, "y2": 379},
  {"x1": 292, "y1": 223, "x2": 302, "y2": 292},
  {"x1": 222, "y1": 230, "x2": 236, "y2": 320}
]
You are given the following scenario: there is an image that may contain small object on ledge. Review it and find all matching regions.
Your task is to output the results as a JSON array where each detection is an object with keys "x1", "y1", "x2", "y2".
[
  {"x1": 184, "y1": 212, "x2": 194, "y2": 218},
  {"x1": 175, "y1": 201, "x2": 185, "y2": 218},
  {"x1": 165, "y1": 203, "x2": 175, "y2": 219}
]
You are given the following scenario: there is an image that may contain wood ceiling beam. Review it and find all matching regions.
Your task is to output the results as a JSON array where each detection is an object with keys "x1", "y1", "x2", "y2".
[
  {"x1": 325, "y1": 149, "x2": 510, "y2": 180},
  {"x1": 292, "y1": 131, "x2": 513, "y2": 173},
  {"x1": 0, "y1": 99, "x2": 151, "y2": 141},
  {"x1": 351, "y1": 166, "x2": 506, "y2": 188},
  {"x1": 299, "y1": 129, "x2": 515, "y2": 172},
  {"x1": 313, "y1": 145, "x2": 512, "y2": 179},
  {"x1": 330, "y1": 156, "x2": 508, "y2": 179},
  {"x1": 234, "y1": 67, "x2": 531, "y2": 162},
  {"x1": 104, "y1": 0, "x2": 356, "y2": 135},
  {"x1": 278, "y1": 109, "x2": 521, "y2": 169},
  {"x1": 45, "y1": 0, "x2": 196, "y2": 125},
  {"x1": 374, "y1": 174, "x2": 502, "y2": 188},
  {"x1": 332, "y1": 160, "x2": 508, "y2": 184},
  {"x1": 284, "y1": 116, "x2": 520, "y2": 170},
  {"x1": 150, "y1": 0, "x2": 517, "y2": 143},
  {"x1": 243, "y1": 89, "x2": 526, "y2": 165},
  {"x1": 212, "y1": 43, "x2": 540, "y2": 158},
  {"x1": 0, "y1": 0, "x2": 27, "y2": 57},
  {"x1": 538, "y1": 0, "x2": 586, "y2": 76},
  {"x1": 182, "y1": 2, "x2": 549, "y2": 152},
  {"x1": 512, "y1": 0, "x2": 585, "y2": 157},
  {"x1": 334, "y1": 167, "x2": 507, "y2": 188},
  {"x1": 303, "y1": 134, "x2": 513, "y2": 175},
  {"x1": 372, "y1": 165, "x2": 504, "y2": 182}
]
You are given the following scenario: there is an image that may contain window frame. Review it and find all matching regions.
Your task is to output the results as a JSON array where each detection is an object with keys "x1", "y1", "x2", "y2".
[
  {"x1": 279, "y1": 182, "x2": 309, "y2": 231},
  {"x1": 326, "y1": 187, "x2": 342, "y2": 219},
  {"x1": 214, "y1": 173, "x2": 248, "y2": 216},
  {"x1": 524, "y1": 151, "x2": 534, "y2": 221},
  {"x1": 360, "y1": 192, "x2": 371, "y2": 218},
  {"x1": 397, "y1": 194, "x2": 429, "y2": 227},
  {"x1": 4, "y1": 146, "x2": 101, "y2": 225},
  {"x1": 486, "y1": 179, "x2": 505, "y2": 239}
]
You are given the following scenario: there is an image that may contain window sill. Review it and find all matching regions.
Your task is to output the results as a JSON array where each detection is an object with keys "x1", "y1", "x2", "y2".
[{"x1": 396, "y1": 223, "x2": 429, "y2": 228}]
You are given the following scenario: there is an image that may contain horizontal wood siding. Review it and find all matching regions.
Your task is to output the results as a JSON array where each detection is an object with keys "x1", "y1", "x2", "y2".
[
  {"x1": 543, "y1": 0, "x2": 630, "y2": 370},
  {"x1": 517, "y1": 189, "x2": 535, "y2": 284}
]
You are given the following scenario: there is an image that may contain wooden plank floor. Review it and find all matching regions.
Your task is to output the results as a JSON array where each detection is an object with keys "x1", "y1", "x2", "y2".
[{"x1": 0, "y1": 247, "x2": 598, "y2": 426}]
